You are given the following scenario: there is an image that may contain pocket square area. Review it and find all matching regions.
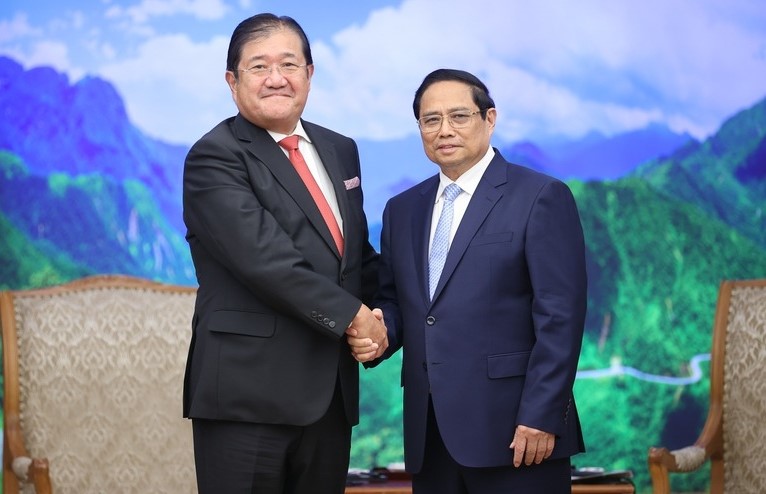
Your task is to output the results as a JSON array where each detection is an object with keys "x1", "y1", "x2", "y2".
[{"x1": 344, "y1": 176, "x2": 360, "y2": 190}]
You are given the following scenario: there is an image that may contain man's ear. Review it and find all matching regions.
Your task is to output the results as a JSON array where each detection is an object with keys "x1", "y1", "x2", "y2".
[
  {"x1": 485, "y1": 107, "x2": 497, "y2": 130},
  {"x1": 306, "y1": 64, "x2": 315, "y2": 84},
  {"x1": 225, "y1": 70, "x2": 238, "y2": 95}
]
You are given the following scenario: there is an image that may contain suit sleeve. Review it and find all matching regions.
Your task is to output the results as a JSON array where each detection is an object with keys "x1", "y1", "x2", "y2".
[
  {"x1": 365, "y1": 200, "x2": 403, "y2": 367},
  {"x1": 516, "y1": 180, "x2": 587, "y2": 436},
  {"x1": 183, "y1": 131, "x2": 363, "y2": 339}
]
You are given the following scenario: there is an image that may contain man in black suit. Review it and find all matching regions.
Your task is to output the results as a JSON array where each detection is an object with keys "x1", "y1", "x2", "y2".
[{"x1": 182, "y1": 13, "x2": 387, "y2": 494}]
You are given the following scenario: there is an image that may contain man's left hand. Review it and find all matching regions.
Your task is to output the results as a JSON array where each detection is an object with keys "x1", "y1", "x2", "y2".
[{"x1": 509, "y1": 425, "x2": 555, "y2": 467}]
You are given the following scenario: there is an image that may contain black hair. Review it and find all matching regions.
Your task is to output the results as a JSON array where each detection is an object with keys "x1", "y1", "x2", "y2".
[
  {"x1": 412, "y1": 68, "x2": 495, "y2": 119},
  {"x1": 226, "y1": 13, "x2": 312, "y2": 76}
]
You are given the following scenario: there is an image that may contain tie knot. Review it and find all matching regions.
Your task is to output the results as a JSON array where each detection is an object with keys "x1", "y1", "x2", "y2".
[
  {"x1": 279, "y1": 135, "x2": 300, "y2": 151},
  {"x1": 443, "y1": 183, "x2": 462, "y2": 203}
]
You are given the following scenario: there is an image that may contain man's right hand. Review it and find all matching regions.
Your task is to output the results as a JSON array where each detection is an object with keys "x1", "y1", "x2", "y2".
[{"x1": 346, "y1": 305, "x2": 388, "y2": 362}]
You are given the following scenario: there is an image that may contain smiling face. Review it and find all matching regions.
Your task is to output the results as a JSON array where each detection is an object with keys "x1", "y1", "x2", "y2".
[
  {"x1": 225, "y1": 28, "x2": 314, "y2": 134},
  {"x1": 417, "y1": 80, "x2": 496, "y2": 180}
]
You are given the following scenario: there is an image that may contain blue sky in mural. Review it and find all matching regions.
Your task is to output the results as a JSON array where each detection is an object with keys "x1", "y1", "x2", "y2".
[{"x1": 1, "y1": 0, "x2": 765, "y2": 148}]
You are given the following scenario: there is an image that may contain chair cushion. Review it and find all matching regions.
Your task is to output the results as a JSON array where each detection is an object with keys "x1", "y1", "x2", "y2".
[
  {"x1": 723, "y1": 284, "x2": 766, "y2": 493},
  {"x1": 14, "y1": 284, "x2": 197, "y2": 493}
]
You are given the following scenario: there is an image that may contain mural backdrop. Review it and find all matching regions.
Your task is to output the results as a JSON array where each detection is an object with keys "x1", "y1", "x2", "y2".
[{"x1": 1, "y1": 1, "x2": 766, "y2": 492}]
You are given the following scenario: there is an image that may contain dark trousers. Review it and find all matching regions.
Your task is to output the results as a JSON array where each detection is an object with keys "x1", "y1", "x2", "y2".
[
  {"x1": 413, "y1": 397, "x2": 571, "y2": 494},
  {"x1": 192, "y1": 383, "x2": 351, "y2": 494}
]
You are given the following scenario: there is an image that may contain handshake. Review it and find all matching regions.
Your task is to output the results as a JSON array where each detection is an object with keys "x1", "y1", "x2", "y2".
[{"x1": 345, "y1": 304, "x2": 388, "y2": 363}]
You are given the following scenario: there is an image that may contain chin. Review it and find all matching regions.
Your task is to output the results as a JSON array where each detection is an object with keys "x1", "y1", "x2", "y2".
[
  {"x1": 253, "y1": 110, "x2": 299, "y2": 132},
  {"x1": 435, "y1": 152, "x2": 464, "y2": 165}
]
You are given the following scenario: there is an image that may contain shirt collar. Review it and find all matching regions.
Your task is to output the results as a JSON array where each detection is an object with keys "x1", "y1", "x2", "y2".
[
  {"x1": 435, "y1": 146, "x2": 495, "y2": 203},
  {"x1": 268, "y1": 120, "x2": 312, "y2": 145}
]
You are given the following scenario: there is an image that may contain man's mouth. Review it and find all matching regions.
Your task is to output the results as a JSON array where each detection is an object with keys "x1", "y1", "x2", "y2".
[{"x1": 262, "y1": 92, "x2": 292, "y2": 98}]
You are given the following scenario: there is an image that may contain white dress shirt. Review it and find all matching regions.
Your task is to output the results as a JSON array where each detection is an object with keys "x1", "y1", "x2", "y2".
[
  {"x1": 270, "y1": 121, "x2": 344, "y2": 234},
  {"x1": 428, "y1": 146, "x2": 495, "y2": 253}
]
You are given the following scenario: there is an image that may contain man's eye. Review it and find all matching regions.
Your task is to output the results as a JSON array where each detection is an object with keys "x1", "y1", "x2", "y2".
[
  {"x1": 249, "y1": 65, "x2": 267, "y2": 71},
  {"x1": 281, "y1": 63, "x2": 299, "y2": 69},
  {"x1": 450, "y1": 113, "x2": 471, "y2": 122},
  {"x1": 422, "y1": 117, "x2": 441, "y2": 126}
]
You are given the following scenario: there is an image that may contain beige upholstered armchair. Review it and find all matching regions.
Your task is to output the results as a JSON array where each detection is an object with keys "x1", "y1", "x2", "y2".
[
  {"x1": 0, "y1": 275, "x2": 198, "y2": 494},
  {"x1": 647, "y1": 279, "x2": 766, "y2": 494}
]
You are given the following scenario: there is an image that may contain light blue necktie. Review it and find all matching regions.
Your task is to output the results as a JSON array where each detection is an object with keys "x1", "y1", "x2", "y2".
[{"x1": 428, "y1": 183, "x2": 462, "y2": 300}]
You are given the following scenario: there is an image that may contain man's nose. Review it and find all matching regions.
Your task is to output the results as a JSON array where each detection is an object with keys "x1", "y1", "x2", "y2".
[
  {"x1": 437, "y1": 117, "x2": 456, "y2": 135},
  {"x1": 264, "y1": 70, "x2": 288, "y2": 86}
]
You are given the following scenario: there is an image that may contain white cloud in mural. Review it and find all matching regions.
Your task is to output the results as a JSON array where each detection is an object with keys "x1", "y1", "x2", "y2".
[
  {"x1": 105, "y1": 0, "x2": 231, "y2": 23},
  {"x1": 305, "y1": 0, "x2": 766, "y2": 141},
  {"x1": 0, "y1": 12, "x2": 41, "y2": 43},
  {"x1": 0, "y1": 0, "x2": 764, "y2": 144},
  {"x1": 99, "y1": 33, "x2": 233, "y2": 144}
]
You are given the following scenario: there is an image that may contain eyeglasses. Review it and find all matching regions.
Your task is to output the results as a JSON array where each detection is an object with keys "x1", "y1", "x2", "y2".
[
  {"x1": 238, "y1": 62, "x2": 307, "y2": 78},
  {"x1": 417, "y1": 110, "x2": 483, "y2": 133}
]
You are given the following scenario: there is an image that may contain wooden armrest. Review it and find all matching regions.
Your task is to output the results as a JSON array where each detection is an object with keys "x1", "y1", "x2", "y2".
[
  {"x1": 29, "y1": 459, "x2": 53, "y2": 494},
  {"x1": 4, "y1": 414, "x2": 53, "y2": 494},
  {"x1": 5, "y1": 454, "x2": 52, "y2": 494},
  {"x1": 648, "y1": 446, "x2": 693, "y2": 494},
  {"x1": 2, "y1": 289, "x2": 53, "y2": 494},
  {"x1": 647, "y1": 400, "x2": 722, "y2": 494},
  {"x1": 649, "y1": 445, "x2": 707, "y2": 472},
  {"x1": 647, "y1": 398, "x2": 722, "y2": 494},
  {"x1": 10, "y1": 457, "x2": 52, "y2": 494}
]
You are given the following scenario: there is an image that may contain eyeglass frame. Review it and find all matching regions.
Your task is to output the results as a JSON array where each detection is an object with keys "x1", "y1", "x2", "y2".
[
  {"x1": 416, "y1": 109, "x2": 487, "y2": 134},
  {"x1": 236, "y1": 62, "x2": 309, "y2": 78}
]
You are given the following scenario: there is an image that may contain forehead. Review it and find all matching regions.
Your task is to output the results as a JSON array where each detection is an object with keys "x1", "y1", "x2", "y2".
[
  {"x1": 420, "y1": 80, "x2": 474, "y2": 113},
  {"x1": 240, "y1": 29, "x2": 303, "y2": 61}
]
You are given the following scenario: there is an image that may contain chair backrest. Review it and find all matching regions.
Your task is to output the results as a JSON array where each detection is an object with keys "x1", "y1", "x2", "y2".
[
  {"x1": 1, "y1": 275, "x2": 198, "y2": 494},
  {"x1": 720, "y1": 279, "x2": 766, "y2": 493}
]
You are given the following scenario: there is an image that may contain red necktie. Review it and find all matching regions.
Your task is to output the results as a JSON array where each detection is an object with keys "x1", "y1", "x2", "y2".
[{"x1": 279, "y1": 135, "x2": 344, "y2": 255}]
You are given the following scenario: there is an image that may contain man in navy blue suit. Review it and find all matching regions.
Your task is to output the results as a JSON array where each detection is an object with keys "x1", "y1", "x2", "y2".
[{"x1": 352, "y1": 69, "x2": 587, "y2": 493}]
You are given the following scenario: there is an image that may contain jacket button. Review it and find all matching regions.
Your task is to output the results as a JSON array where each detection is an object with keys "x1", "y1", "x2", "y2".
[
  {"x1": 426, "y1": 316, "x2": 436, "y2": 326},
  {"x1": 323, "y1": 317, "x2": 330, "y2": 325},
  {"x1": 329, "y1": 321, "x2": 336, "y2": 328}
]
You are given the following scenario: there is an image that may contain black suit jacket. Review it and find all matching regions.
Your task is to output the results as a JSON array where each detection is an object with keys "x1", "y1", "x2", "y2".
[{"x1": 182, "y1": 114, "x2": 378, "y2": 426}]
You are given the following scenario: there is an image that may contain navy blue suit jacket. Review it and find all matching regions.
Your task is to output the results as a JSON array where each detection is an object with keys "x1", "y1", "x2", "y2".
[{"x1": 373, "y1": 149, "x2": 587, "y2": 472}]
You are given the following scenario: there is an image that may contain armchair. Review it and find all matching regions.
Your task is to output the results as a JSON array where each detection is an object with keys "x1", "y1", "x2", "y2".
[
  {"x1": 647, "y1": 279, "x2": 766, "y2": 494},
  {"x1": 1, "y1": 275, "x2": 198, "y2": 493}
]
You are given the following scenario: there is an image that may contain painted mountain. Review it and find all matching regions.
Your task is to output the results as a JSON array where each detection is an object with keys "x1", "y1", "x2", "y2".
[
  {"x1": 354, "y1": 125, "x2": 692, "y2": 219},
  {"x1": 634, "y1": 100, "x2": 766, "y2": 249},
  {"x1": 1, "y1": 54, "x2": 765, "y2": 492},
  {"x1": 562, "y1": 96, "x2": 766, "y2": 492},
  {"x1": 503, "y1": 124, "x2": 694, "y2": 181},
  {"x1": 0, "y1": 56, "x2": 194, "y2": 287}
]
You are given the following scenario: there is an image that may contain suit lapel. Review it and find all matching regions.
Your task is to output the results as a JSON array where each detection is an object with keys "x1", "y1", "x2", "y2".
[
  {"x1": 414, "y1": 177, "x2": 439, "y2": 306},
  {"x1": 234, "y1": 115, "x2": 340, "y2": 259},
  {"x1": 430, "y1": 153, "x2": 507, "y2": 302}
]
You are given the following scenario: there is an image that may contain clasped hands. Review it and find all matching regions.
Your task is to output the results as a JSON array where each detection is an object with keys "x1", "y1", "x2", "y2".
[{"x1": 345, "y1": 304, "x2": 388, "y2": 363}]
